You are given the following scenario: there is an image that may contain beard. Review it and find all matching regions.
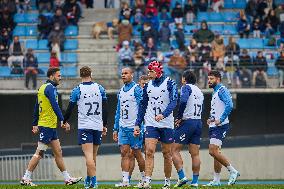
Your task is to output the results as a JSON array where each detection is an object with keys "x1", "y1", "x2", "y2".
[{"x1": 208, "y1": 83, "x2": 216, "y2": 88}]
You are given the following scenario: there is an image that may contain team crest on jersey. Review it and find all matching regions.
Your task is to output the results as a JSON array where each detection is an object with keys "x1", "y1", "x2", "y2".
[{"x1": 83, "y1": 93, "x2": 99, "y2": 99}]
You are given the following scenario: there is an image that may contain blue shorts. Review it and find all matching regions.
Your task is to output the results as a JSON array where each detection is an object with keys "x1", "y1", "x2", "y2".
[
  {"x1": 38, "y1": 126, "x2": 58, "y2": 145},
  {"x1": 145, "y1": 126, "x2": 174, "y2": 144},
  {"x1": 118, "y1": 127, "x2": 143, "y2": 150},
  {"x1": 174, "y1": 119, "x2": 202, "y2": 145},
  {"x1": 209, "y1": 124, "x2": 230, "y2": 142},
  {"x1": 78, "y1": 129, "x2": 102, "y2": 145}
]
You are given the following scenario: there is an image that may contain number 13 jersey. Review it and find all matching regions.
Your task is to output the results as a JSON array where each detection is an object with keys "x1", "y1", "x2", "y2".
[
  {"x1": 77, "y1": 83, "x2": 103, "y2": 131},
  {"x1": 145, "y1": 77, "x2": 174, "y2": 129}
]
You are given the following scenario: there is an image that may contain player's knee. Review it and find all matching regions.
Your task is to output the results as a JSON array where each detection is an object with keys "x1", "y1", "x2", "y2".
[
  {"x1": 145, "y1": 148, "x2": 155, "y2": 158},
  {"x1": 53, "y1": 148, "x2": 63, "y2": 158},
  {"x1": 86, "y1": 160, "x2": 95, "y2": 168},
  {"x1": 209, "y1": 148, "x2": 217, "y2": 157},
  {"x1": 162, "y1": 150, "x2": 172, "y2": 160},
  {"x1": 121, "y1": 149, "x2": 129, "y2": 158}
]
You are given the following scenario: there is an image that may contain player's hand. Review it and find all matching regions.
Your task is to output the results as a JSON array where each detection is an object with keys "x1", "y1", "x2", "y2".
[
  {"x1": 175, "y1": 119, "x2": 182, "y2": 127},
  {"x1": 214, "y1": 119, "x2": 221, "y2": 126},
  {"x1": 102, "y1": 127, "x2": 107, "y2": 136},
  {"x1": 133, "y1": 126, "x2": 140, "y2": 137},
  {"x1": 207, "y1": 119, "x2": 211, "y2": 126},
  {"x1": 32, "y1": 126, "x2": 39, "y2": 134},
  {"x1": 64, "y1": 122, "x2": 71, "y2": 132},
  {"x1": 113, "y1": 131, "x2": 118, "y2": 142},
  {"x1": 155, "y1": 114, "x2": 164, "y2": 122}
]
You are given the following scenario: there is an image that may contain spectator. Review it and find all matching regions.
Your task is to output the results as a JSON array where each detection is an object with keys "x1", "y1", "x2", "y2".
[
  {"x1": 252, "y1": 17, "x2": 262, "y2": 38},
  {"x1": 0, "y1": 29, "x2": 11, "y2": 49},
  {"x1": 38, "y1": 0, "x2": 53, "y2": 13},
  {"x1": 275, "y1": 5, "x2": 284, "y2": 22},
  {"x1": 198, "y1": 0, "x2": 208, "y2": 12},
  {"x1": 237, "y1": 14, "x2": 250, "y2": 38},
  {"x1": 263, "y1": 9, "x2": 279, "y2": 37},
  {"x1": 193, "y1": 21, "x2": 214, "y2": 43},
  {"x1": 85, "y1": 0, "x2": 94, "y2": 8},
  {"x1": 143, "y1": 12, "x2": 159, "y2": 31},
  {"x1": 245, "y1": 0, "x2": 257, "y2": 21},
  {"x1": 24, "y1": 48, "x2": 38, "y2": 89},
  {"x1": 257, "y1": 0, "x2": 268, "y2": 19},
  {"x1": 118, "y1": 40, "x2": 134, "y2": 68},
  {"x1": 252, "y1": 51, "x2": 268, "y2": 87},
  {"x1": 52, "y1": 8, "x2": 68, "y2": 31},
  {"x1": 184, "y1": 38, "x2": 198, "y2": 63},
  {"x1": 7, "y1": 36, "x2": 25, "y2": 69},
  {"x1": 106, "y1": 0, "x2": 115, "y2": 8},
  {"x1": 212, "y1": 0, "x2": 224, "y2": 13},
  {"x1": 174, "y1": 24, "x2": 185, "y2": 51},
  {"x1": 184, "y1": 0, "x2": 197, "y2": 25},
  {"x1": 120, "y1": 1, "x2": 132, "y2": 20},
  {"x1": 198, "y1": 40, "x2": 212, "y2": 88},
  {"x1": 280, "y1": 21, "x2": 284, "y2": 40},
  {"x1": 159, "y1": 7, "x2": 171, "y2": 22},
  {"x1": 143, "y1": 37, "x2": 157, "y2": 62},
  {"x1": 171, "y1": 2, "x2": 183, "y2": 24},
  {"x1": 0, "y1": 12, "x2": 16, "y2": 34},
  {"x1": 141, "y1": 22, "x2": 158, "y2": 44},
  {"x1": 212, "y1": 35, "x2": 226, "y2": 62},
  {"x1": 224, "y1": 56, "x2": 240, "y2": 87},
  {"x1": 38, "y1": 14, "x2": 51, "y2": 39},
  {"x1": 133, "y1": 8, "x2": 144, "y2": 26},
  {"x1": 159, "y1": 21, "x2": 171, "y2": 51},
  {"x1": 133, "y1": 43, "x2": 145, "y2": 81},
  {"x1": 275, "y1": 51, "x2": 284, "y2": 87},
  {"x1": 239, "y1": 49, "x2": 253, "y2": 87},
  {"x1": 50, "y1": 38, "x2": 61, "y2": 61},
  {"x1": 48, "y1": 23, "x2": 65, "y2": 51},
  {"x1": 118, "y1": 19, "x2": 132, "y2": 46},
  {"x1": 16, "y1": 0, "x2": 31, "y2": 13},
  {"x1": 0, "y1": 0, "x2": 17, "y2": 16},
  {"x1": 0, "y1": 43, "x2": 9, "y2": 66},
  {"x1": 145, "y1": 0, "x2": 158, "y2": 16},
  {"x1": 225, "y1": 36, "x2": 240, "y2": 65},
  {"x1": 49, "y1": 50, "x2": 60, "y2": 68},
  {"x1": 264, "y1": 0, "x2": 275, "y2": 15},
  {"x1": 157, "y1": 0, "x2": 170, "y2": 12},
  {"x1": 134, "y1": 0, "x2": 145, "y2": 10},
  {"x1": 168, "y1": 49, "x2": 187, "y2": 87},
  {"x1": 107, "y1": 19, "x2": 119, "y2": 40},
  {"x1": 63, "y1": 0, "x2": 81, "y2": 26},
  {"x1": 53, "y1": 0, "x2": 63, "y2": 10}
]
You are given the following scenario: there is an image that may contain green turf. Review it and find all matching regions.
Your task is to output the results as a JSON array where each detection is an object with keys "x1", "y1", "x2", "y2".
[{"x1": 1, "y1": 185, "x2": 284, "y2": 189}]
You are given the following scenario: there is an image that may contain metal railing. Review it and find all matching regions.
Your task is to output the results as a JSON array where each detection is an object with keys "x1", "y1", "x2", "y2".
[{"x1": 0, "y1": 154, "x2": 54, "y2": 181}]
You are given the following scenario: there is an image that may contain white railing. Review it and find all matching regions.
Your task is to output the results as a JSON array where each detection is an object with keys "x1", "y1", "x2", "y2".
[{"x1": 0, "y1": 154, "x2": 54, "y2": 181}]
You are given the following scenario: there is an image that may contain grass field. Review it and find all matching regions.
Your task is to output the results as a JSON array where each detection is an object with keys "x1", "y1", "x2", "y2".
[{"x1": 1, "y1": 184, "x2": 284, "y2": 189}]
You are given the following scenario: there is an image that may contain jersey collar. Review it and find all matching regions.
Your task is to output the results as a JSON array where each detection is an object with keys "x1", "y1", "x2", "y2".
[
  {"x1": 46, "y1": 79, "x2": 58, "y2": 87},
  {"x1": 123, "y1": 81, "x2": 136, "y2": 92},
  {"x1": 213, "y1": 83, "x2": 222, "y2": 93}
]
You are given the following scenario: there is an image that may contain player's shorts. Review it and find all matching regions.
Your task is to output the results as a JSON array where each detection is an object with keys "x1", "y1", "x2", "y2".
[
  {"x1": 209, "y1": 124, "x2": 230, "y2": 147},
  {"x1": 174, "y1": 119, "x2": 202, "y2": 145},
  {"x1": 145, "y1": 126, "x2": 174, "y2": 144},
  {"x1": 78, "y1": 129, "x2": 102, "y2": 145},
  {"x1": 118, "y1": 127, "x2": 143, "y2": 150},
  {"x1": 38, "y1": 126, "x2": 58, "y2": 145}
]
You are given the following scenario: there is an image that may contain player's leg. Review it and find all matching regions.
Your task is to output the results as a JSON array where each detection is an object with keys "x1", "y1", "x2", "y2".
[
  {"x1": 81, "y1": 143, "x2": 95, "y2": 188},
  {"x1": 160, "y1": 128, "x2": 174, "y2": 189},
  {"x1": 128, "y1": 149, "x2": 135, "y2": 182},
  {"x1": 50, "y1": 139, "x2": 82, "y2": 185},
  {"x1": 144, "y1": 137, "x2": 158, "y2": 187},
  {"x1": 91, "y1": 144, "x2": 99, "y2": 188},
  {"x1": 188, "y1": 144, "x2": 201, "y2": 187}
]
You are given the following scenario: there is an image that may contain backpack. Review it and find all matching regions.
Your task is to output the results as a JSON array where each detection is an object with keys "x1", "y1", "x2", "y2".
[{"x1": 255, "y1": 73, "x2": 267, "y2": 88}]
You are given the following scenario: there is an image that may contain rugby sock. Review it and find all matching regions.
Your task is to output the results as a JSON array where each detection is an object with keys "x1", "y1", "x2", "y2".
[
  {"x1": 192, "y1": 174, "x2": 199, "y2": 184},
  {"x1": 213, "y1": 172, "x2": 220, "y2": 182},
  {"x1": 62, "y1": 171, "x2": 71, "y2": 180},
  {"x1": 122, "y1": 171, "x2": 129, "y2": 183},
  {"x1": 177, "y1": 168, "x2": 185, "y2": 180},
  {"x1": 226, "y1": 164, "x2": 237, "y2": 173},
  {"x1": 128, "y1": 175, "x2": 131, "y2": 182},
  {"x1": 145, "y1": 176, "x2": 151, "y2": 184},
  {"x1": 23, "y1": 170, "x2": 32, "y2": 180},
  {"x1": 91, "y1": 176, "x2": 97, "y2": 185},
  {"x1": 85, "y1": 176, "x2": 91, "y2": 183},
  {"x1": 140, "y1": 171, "x2": 145, "y2": 181},
  {"x1": 165, "y1": 178, "x2": 171, "y2": 185}
]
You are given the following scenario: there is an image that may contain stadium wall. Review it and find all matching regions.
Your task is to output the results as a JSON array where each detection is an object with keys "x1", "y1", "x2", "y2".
[
  {"x1": 52, "y1": 145, "x2": 284, "y2": 180},
  {"x1": 0, "y1": 91, "x2": 284, "y2": 149}
]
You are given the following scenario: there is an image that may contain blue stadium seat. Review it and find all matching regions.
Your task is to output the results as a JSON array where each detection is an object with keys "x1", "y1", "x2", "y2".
[
  {"x1": 38, "y1": 40, "x2": 49, "y2": 50},
  {"x1": 61, "y1": 53, "x2": 78, "y2": 63},
  {"x1": 210, "y1": 24, "x2": 224, "y2": 34},
  {"x1": 209, "y1": 13, "x2": 223, "y2": 22},
  {"x1": 61, "y1": 66, "x2": 77, "y2": 77},
  {"x1": 13, "y1": 26, "x2": 26, "y2": 36},
  {"x1": 223, "y1": 37, "x2": 229, "y2": 46},
  {"x1": 132, "y1": 25, "x2": 141, "y2": 36},
  {"x1": 249, "y1": 51, "x2": 257, "y2": 58},
  {"x1": 235, "y1": 0, "x2": 246, "y2": 8},
  {"x1": 275, "y1": 0, "x2": 283, "y2": 5},
  {"x1": 14, "y1": 13, "x2": 26, "y2": 23},
  {"x1": 158, "y1": 12, "x2": 171, "y2": 21},
  {"x1": 37, "y1": 53, "x2": 50, "y2": 64},
  {"x1": 223, "y1": 12, "x2": 238, "y2": 22},
  {"x1": 267, "y1": 66, "x2": 278, "y2": 77},
  {"x1": 184, "y1": 25, "x2": 197, "y2": 35},
  {"x1": 197, "y1": 12, "x2": 209, "y2": 22},
  {"x1": 237, "y1": 38, "x2": 250, "y2": 49},
  {"x1": 38, "y1": 67, "x2": 48, "y2": 77},
  {"x1": 249, "y1": 38, "x2": 264, "y2": 49},
  {"x1": 64, "y1": 40, "x2": 78, "y2": 50},
  {"x1": 26, "y1": 26, "x2": 38, "y2": 36},
  {"x1": 64, "y1": 26, "x2": 78, "y2": 36},
  {"x1": 0, "y1": 67, "x2": 10, "y2": 77},
  {"x1": 25, "y1": 39, "x2": 38, "y2": 50},
  {"x1": 170, "y1": 40, "x2": 178, "y2": 49},
  {"x1": 169, "y1": 24, "x2": 177, "y2": 35},
  {"x1": 224, "y1": 0, "x2": 235, "y2": 9},
  {"x1": 25, "y1": 13, "x2": 39, "y2": 23},
  {"x1": 223, "y1": 24, "x2": 237, "y2": 35}
]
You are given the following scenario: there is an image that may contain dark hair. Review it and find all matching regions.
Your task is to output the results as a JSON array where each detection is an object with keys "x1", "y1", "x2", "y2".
[
  {"x1": 80, "y1": 66, "x2": 92, "y2": 78},
  {"x1": 208, "y1": 70, "x2": 222, "y2": 79},
  {"x1": 47, "y1": 67, "x2": 60, "y2": 77},
  {"x1": 182, "y1": 70, "x2": 196, "y2": 84},
  {"x1": 139, "y1": 75, "x2": 149, "y2": 81}
]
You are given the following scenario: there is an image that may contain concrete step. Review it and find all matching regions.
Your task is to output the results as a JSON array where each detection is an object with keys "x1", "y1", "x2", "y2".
[
  {"x1": 81, "y1": 8, "x2": 118, "y2": 23},
  {"x1": 78, "y1": 38, "x2": 117, "y2": 50},
  {"x1": 78, "y1": 52, "x2": 117, "y2": 64}
]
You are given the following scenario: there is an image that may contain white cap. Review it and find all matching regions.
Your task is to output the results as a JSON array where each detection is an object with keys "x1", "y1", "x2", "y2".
[{"x1": 123, "y1": 41, "x2": 129, "y2": 46}]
